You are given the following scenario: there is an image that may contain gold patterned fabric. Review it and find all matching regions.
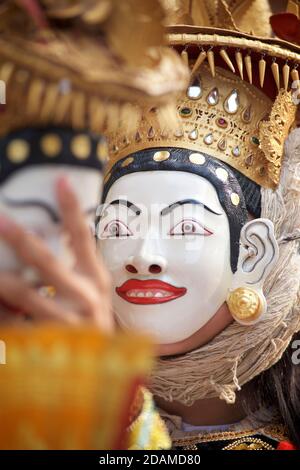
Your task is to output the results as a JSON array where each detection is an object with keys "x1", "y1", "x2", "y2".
[{"x1": 171, "y1": 422, "x2": 290, "y2": 451}]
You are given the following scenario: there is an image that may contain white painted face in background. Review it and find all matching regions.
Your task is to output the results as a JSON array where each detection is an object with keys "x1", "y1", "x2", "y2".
[
  {"x1": 0, "y1": 165, "x2": 103, "y2": 274},
  {"x1": 98, "y1": 171, "x2": 233, "y2": 344}
]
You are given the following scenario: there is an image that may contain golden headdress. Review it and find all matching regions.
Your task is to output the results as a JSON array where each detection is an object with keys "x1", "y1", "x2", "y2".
[
  {"x1": 0, "y1": 0, "x2": 188, "y2": 138},
  {"x1": 107, "y1": 0, "x2": 300, "y2": 189}
]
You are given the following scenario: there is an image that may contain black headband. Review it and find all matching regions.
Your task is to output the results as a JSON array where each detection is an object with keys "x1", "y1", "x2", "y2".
[{"x1": 0, "y1": 126, "x2": 107, "y2": 184}]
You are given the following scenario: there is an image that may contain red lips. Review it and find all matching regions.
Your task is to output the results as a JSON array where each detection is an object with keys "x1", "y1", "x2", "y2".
[{"x1": 116, "y1": 279, "x2": 187, "y2": 305}]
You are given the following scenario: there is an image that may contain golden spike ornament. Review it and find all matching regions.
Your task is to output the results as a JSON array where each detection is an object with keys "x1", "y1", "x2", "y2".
[
  {"x1": 191, "y1": 50, "x2": 207, "y2": 76},
  {"x1": 219, "y1": 49, "x2": 235, "y2": 73},
  {"x1": 207, "y1": 49, "x2": 216, "y2": 77},
  {"x1": 291, "y1": 67, "x2": 299, "y2": 82},
  {"x1": 283, "y1": 63, "x2": 290, "y2": 91},
  {"x1": 27, "y1": 79, "x2": 45, "y2": 117},
  {"x1": 245, "y1": 54, "x2": 252, "y2": 84},
  {"x1": 259, "y1": 57, "x2": 266, "y2": 88},
  {"x1": 181, "y1": 49, "x2": 189, "y2": 66},
  {"x1": 271, "y1": 61, "x2": 280, "y2": 90},
  {"x1": 235, "y1": 50, "x2": 243, "y2": 79}
]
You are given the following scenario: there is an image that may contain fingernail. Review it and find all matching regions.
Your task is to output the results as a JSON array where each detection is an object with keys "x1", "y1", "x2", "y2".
[{"x1": 0, "y1": 215, "x2": 13, "y2": 233}]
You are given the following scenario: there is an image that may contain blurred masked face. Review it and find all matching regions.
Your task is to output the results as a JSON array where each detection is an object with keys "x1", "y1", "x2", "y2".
[
  {"x1": 98, "y1": 170, "x2": 233, "y2": 345},
  {"x1": 0, "y1": 166, "x2": 103, "y2": 274}
]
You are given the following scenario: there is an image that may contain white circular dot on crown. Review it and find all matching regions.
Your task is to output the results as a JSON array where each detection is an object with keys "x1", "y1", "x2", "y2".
[
  {"x1": 189, "y1": 153, "x2": 206, "y2": 165},
  {"x1": 216, "y1": 167, "x2": 229, "y2": 182},
  {"x1": 153, "y1": 151, "x2": 170, "y2": 162}
]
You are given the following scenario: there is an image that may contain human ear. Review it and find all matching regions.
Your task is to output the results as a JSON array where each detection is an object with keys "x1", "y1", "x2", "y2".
[{"x1": 227, "y1": 218, "x2": 279, "y2": 325}]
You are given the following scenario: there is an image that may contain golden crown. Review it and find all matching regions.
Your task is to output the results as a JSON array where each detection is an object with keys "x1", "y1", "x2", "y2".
[
  {"x1": 107, "y1": 25, "x2": 300, "y2": 189},
  {"x1": 0, "y1": 1, "x2": 188, "y2": 138}
]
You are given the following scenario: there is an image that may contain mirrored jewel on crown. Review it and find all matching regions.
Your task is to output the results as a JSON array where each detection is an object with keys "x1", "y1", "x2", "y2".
[
  {"x1": 204, "y1": 133, "x2": 214, "y2": 145},
  {"x1": 224, "y1": 89, "x2": 240, "y2": 114},
  {"x1": 207, "y1": 87, "x2": 219, "y2": 106},
  {"x1": 188, "y1": 128, "x2": 198, "y2": 140},
  {"x1": 242, "y1": 105, "x2": 252, "y2": 123},
  {"x1": 218, "y1": 137, "x2": 227, "y2": 151},
  {"x1": 187, "y1": 76, "x2": 202, "y2": 100},
  {"x1": 232, "y1": 146, "x2": 241, "y2": 157}
]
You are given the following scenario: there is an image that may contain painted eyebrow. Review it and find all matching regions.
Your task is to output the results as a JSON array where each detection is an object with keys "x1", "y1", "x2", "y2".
[
  {"x1": 160, "y1": 199, "x2": 222, "y2": 216},
  {"x1": 108, "y1": 199, "x2": 141, "y2": 215},
  {"x1": 2, "y1": 196, "x2": 97, "y2": 223}
]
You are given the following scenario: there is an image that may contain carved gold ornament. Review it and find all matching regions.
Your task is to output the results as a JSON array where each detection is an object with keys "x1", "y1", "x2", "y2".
[
  {"x1": 227, "y1": 287, "x2": 263, "y2": 323},
  {"x1": 222, "y1": 437, "x2": 275, "y2": 450}
]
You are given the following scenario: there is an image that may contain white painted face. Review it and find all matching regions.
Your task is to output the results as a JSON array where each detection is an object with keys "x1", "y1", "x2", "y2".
[
  {"x1": 0, "y1": 165, "x2": 103, "y2": 274},
  {"x1": 97, "y1": 171, "x2": 233, "y2": 344}
]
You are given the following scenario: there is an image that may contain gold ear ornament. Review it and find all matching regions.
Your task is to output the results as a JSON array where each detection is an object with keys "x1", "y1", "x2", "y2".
[{"x1": 227, "y1": 287, "x2": 264, "y2": 325}]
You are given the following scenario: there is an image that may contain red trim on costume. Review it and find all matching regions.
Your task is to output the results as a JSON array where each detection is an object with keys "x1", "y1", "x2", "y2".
[
  {"x1": 114, "y1": 376, "x2": 145, "y2": 450},
  {"x1": 277, "y1": 440, "x2": 297, "y2": 450}
]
